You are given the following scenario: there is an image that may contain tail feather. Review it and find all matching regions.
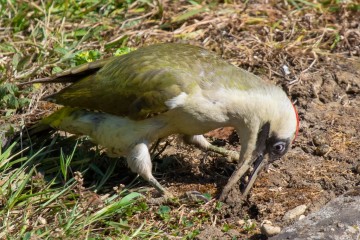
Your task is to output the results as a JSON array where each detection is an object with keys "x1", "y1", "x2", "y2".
[
  {"x1": 17, "y1": 57, "x2": 112, "y2": 86},
  {"x1": 40, "y1": 107, "x2": 80, "y2": 128},
  {"x1": 17, "y1": 70, "x2": 98, "y2": 86}
]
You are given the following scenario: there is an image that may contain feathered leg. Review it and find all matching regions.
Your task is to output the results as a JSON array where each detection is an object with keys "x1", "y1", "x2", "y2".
[
  {"x1": 183, "y1": 135, "x2": 239, "y2": 162},
  {"x1": 127, "y1": 142, "x2": 173, "y2": 203}
]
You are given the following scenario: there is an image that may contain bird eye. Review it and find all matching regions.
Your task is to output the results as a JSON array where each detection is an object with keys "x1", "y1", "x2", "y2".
[{"x1": 273, "y1": 142, "x2": 286, "y2": 154}]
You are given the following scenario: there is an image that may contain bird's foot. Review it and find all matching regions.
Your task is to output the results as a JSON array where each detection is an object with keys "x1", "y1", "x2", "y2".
[
  {"x1": 224, "y1": 150, "x2": 240, "y2": 163},
  {"x1": 185, "y1": 191, "x2": 210, "y2": 202},
  {"x1": 147, "y1": 191, "x2": 174, "y2": 205},
  {"x1": 147, "y1": 191, "x2": 210, "y2": 205},
  {"x1": 183, "y1": 135, "x2": 240, "y2": 162},
  {"x1": 206, "y1": 144, "x2": 240, "y2": 162},
  {"x1": 147, "y1": 196, "x2": 169, "y2": 205}
]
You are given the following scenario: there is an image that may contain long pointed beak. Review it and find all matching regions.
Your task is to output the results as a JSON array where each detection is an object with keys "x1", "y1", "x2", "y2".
[
  {"x1": 241, "y1": 153, "x2": 268, "y2": 196},
  {"x1": 219, "y1": 125, "x2": 270, "y2": 202},
  {"x1": 219, "y1": 155, "x2": 253, "y2": 201},
  {"x1": 219, "y1": 152, "x2": 268, "y2": 202}
]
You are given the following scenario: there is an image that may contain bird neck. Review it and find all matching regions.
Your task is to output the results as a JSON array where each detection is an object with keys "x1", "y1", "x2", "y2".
[
  {"x1": 209, "y1": 86, "x2": 286, "y2": 129},
  {"x1": 217, "y1": 85, "x2": 295, "y2": 141}
]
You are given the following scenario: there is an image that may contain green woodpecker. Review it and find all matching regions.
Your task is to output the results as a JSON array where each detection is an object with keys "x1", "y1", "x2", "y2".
[{"x1": 27, "y1": 43, "x2": 299, "y2": 201}]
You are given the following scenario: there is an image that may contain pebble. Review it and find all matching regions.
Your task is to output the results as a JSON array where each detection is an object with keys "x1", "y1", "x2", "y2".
[
  {"x1": 283, "y1": 205, "x2": 307, "y2": 221},
  {"x1": 227, "y1": 229, "x2": 240, "y2": 237},
  {"x1": 237, "y1": 219, "x2": 253, "y2": 226},
  {"x1": 355, "y1": 163, "x2": 360, "y2": 174},
  {"x1": 237, "y1": 219, "x2": 245, "y2": 225},
  {"x1": 337, "y1": 222, "x2": 345, "y2": 228},
  {"x1": 315, "y1": 144, "x2": 330, "y2": 156},
  {"x1": 298, "y1": 214, "x2": 306, "y2": 221},
  {"x1": 260, "y1": 220, "x2": 281, "y2": 237},
  {"x1": 38, "y1": 216, "x2": 47, "y2": 225},
  {"x1": 313, "y1": 135, "x2": 326, "y2": 146}
]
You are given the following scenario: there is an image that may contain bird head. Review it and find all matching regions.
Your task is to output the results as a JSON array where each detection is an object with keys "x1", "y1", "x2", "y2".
[
  {"x1": 223, "y1": 84, "x2": 299, "y2": 198},
  {"x1": 252, "y1": 91, "x2": 299, "y2": 165}
]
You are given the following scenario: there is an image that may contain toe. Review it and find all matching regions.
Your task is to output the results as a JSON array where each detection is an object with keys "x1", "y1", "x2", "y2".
[
  {"x1": 226, "y1": 151, "x2": 240, "y2": 162},
  {"x1": 147, "y1": 191, "x2": 174, "y2": 205},
  {"x1": 147, "y1": 196, "x2": 168, "y2": 205},
  {"x1": 185, "y1": 191, "x2": 210, "y2": 202}
]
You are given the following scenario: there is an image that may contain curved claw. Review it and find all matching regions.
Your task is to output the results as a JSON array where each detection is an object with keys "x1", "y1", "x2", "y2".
[
  {"x1": 224, "y1": 150, "x2": 240, "y2": 163},
  {"x1": 205, "y1": 144, "x2": 240, "y2": 162},
  {"x1": 147, "y1": 196, "x2": 170, "y2": 205},
  {"x1": 183, "y1": 135, "x2": 240, "y2": 162}
]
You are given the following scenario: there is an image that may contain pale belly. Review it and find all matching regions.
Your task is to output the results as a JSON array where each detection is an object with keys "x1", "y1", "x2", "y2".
[
  {"x1": 58, "y1": 102, "x2": 230, "y2": 157},
  {"x1": 157, "y1": 107, "x2": 230, "y2": 137}
]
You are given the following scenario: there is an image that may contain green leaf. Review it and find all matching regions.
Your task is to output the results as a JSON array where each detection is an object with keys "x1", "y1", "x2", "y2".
[
  {"x1": 119, "y1": 192, "x2": 143, "y2": 206},
  {"x1": 12, "y1": 53, "x2": 21, "y2": 70},
  {"x1": 114, "y1": 47, "x2": 134, "y2": 56},
  {"x1": 73, "y1": 50, "x2": 101, "y2": 65},
  {"x1": 73, "y1": 29, "x2": 88, "y2": 37},
  {"x1": 52, "y1": 66, "x2": 63, "y2": 74},
  {"x1": 158, "y1": 205, "x2": 171, "y2": 221}
]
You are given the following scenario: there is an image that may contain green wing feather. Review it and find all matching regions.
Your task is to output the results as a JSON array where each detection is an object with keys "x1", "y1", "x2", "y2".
[{"x1": 43, "y1": 44, "x2": 263, "y2": 119}]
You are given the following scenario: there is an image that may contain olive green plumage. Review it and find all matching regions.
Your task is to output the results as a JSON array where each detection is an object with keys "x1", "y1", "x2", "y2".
[{"x1": 45, "y1": 43, "x2": 263, "y2": 120}]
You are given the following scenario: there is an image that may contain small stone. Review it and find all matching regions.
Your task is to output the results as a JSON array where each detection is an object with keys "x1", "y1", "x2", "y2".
[
  {"x1": 260, "y1": 220, "x2": 281, "y2": 237},
  {"x1": 337, "y1": 222, "x2": 345, "y2": 228},
  {"x1": 244, "y1": 176, "x2": 249, "y2": 183},
  {"x1": 313, "y1": 135, "x2": 326, "y2": 146},
  {"x1": 283, "y1": 205, "x2": 307, "y2": 221},
  {"x1": 237, "y1": 219, "x2": 245, "y2": 226},
  {"x1": 245, "y1": 219, "x2": 253, "y2": 226},
  {"x1": 298, "y1": 215, "x2": 305, "y2": 221},
  {"x1": 282, "y1": 65, "x2": 291, "y2": 75},
  {"x1": 38, "y1": 216, "x2": 47, "y2": 225},
  {"x1": 227, "y1": 229, "x2": 240, "y2": 237},
  {"x1": 314, "y1": 144, "x2": 330, "y2": 156},
  {"x1": 355, "y1": 164, "x2": 360, "y2": 174}
]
